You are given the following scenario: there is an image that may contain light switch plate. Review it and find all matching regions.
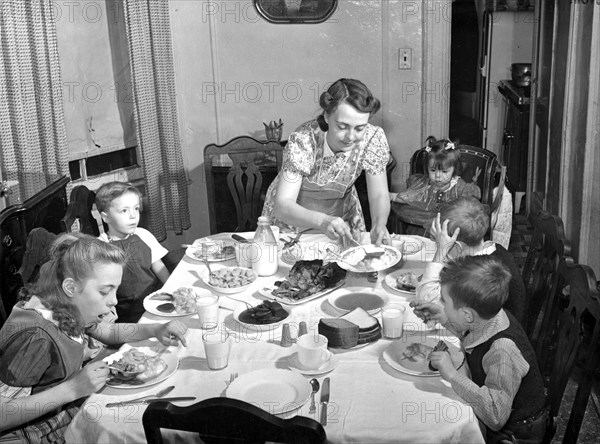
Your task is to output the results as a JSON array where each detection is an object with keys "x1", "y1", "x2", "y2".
[{"x1": 398, "y1": 48, "x2": 412, "y2": 70}]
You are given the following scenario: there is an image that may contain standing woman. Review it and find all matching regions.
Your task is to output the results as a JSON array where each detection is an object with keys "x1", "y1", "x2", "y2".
[{"x1": 262, "y1": 78, "x2": 392, "y2": 246}]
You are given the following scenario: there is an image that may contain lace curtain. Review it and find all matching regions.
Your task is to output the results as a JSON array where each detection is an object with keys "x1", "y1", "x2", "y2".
[
  {"x1": 0, "y1": 0, "x2": 69, "y2": 194},
  {"x1": 122, "y1": 0, "x2": 190, "y2": 240}
]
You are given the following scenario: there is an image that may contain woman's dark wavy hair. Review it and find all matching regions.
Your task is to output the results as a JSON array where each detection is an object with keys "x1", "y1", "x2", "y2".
[
  {"x1": 22, "y1": 233, "x2": 126, "y2": 337},
  {"x1": 422, "y1": 135, "x2": 463, "y2": 176},
  {"x1": 317, "y1": 78, "x2": 381, "y2": 131}
]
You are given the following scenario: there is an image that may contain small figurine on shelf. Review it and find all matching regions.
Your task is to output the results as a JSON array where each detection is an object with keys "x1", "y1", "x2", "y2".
[{"x1": 263, "y1": 119, "x2": 283, "y2": 142}]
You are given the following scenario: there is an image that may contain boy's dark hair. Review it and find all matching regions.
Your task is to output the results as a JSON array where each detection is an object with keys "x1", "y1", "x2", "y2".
[
  {"x1": 422, "y1": 135, "x2": 463, "y2": 176},
  {"x1": 439, "y1": 255, "x2": 510, "y2": 319},
  {"x1": 95, "y1": 181, "x2": 142, "y2": 213},
  {"x1": 317, "y1": 78, "x2": 380, "y2": 131},
  {"x1": 439, "y1": 196, "x2": 490, "y2": 246}
]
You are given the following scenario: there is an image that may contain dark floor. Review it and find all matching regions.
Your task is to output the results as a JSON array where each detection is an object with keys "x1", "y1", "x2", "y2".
[{"x1": 508, "y1": 204, "x2": 600, "y2": 443}]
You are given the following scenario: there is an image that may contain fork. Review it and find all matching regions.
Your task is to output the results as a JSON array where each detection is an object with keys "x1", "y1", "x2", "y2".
[
  {"x1": 229, "y1": 372, "x2": 238, "y2": 385},
  {"x1": 227, "y1": 296, "x2": 253, "y2": 310}
]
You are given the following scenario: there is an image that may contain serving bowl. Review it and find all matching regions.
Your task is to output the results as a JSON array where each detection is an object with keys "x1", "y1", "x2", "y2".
[{"x1": 202, "y1": 266, "x2": 256, "y2": 294}]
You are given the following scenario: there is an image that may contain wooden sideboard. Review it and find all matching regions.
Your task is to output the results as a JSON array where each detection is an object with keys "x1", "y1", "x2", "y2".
[{"x1": 0, "y1": 173, "x2": 69, "y2": 325}]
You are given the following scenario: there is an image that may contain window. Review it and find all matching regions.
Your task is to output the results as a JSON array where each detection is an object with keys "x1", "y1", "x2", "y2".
[{"x1": 254, "y1": 0, "x2": 337, "y2": 24}]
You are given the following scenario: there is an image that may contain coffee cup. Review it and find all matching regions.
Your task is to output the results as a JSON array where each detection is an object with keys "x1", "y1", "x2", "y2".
[
  {"x1": 202, "y1": 330, "x2": 231, "y2": 370},
  {"x1": 196, "y1": 291, "x2": 219, "y2": 330},
  {"x1": 297, "y1": 334, "x2": 329, "y2": 370},
  {"x1": 381, "y1": 303, "x2": 406, "y2": 339}
]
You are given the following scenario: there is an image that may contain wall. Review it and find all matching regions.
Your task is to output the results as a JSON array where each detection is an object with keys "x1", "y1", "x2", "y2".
[
  {"x1": 167, "y1": 0, "x2": 445, "y2": 248},
  {"x1": 54, "y1": 1, "x2": 452, "y2": 249}
]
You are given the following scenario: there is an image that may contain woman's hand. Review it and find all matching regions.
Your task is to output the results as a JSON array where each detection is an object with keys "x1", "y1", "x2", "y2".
[
  {"x1": 321, "y1": 216, "x2": 353, "y2": 241},
  {"x1": 370, "y1": 224, "x2": 391, "y2": 246},
  {"x1": 66, "y1": 360, "x2": 110, "y2": 399},
  {"x1": 156, "y1": 320, "x2": 188, "y2": 347}
]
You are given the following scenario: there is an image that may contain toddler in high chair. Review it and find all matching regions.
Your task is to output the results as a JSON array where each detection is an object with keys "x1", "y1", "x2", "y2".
[{"x1": 390, "y1": 136, "x2": 481, "y2": 213}]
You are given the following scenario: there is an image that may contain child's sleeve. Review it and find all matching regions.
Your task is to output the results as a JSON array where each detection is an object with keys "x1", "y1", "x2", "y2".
[
  {"x1": 449, "y1": 338, "x2": 529, "y2": 431},
  {"x1": 0, "y1": 328, "x2": 54, "y2": 387},
  {"x1": 134, "y1": 227, "x2": 168, "y2": 264}
]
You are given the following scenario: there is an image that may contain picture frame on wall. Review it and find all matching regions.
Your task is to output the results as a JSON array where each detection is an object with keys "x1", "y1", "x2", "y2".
[{"x1": 254, "y1": 0, "x2": 337, "y2": 24}]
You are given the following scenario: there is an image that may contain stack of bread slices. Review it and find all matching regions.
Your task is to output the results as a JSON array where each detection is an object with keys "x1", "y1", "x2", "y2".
[{"x1": 318, "y1": 307, "x2": 382, "y2": 348}]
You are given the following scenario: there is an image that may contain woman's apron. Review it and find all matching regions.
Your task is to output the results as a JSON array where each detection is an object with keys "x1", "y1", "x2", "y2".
[{"x1": 295, "y1": 142, "x2": 366, "y2": 233}]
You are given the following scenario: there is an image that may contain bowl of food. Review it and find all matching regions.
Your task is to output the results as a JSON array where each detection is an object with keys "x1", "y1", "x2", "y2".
[
  {"x1": 203, "y1": 266, "x2": 257, "y2": 294},
  {"x1": 233, "y1": 300, "x2": 290, "y2": 331}
]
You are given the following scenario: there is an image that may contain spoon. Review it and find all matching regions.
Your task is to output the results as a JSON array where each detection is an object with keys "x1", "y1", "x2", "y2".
[
  {"x1": 309, "y1": 378, "x2": 320, "y2": 414},
  {"x1": 203, "y1": 258, "x2": 216, "y2": 279}
]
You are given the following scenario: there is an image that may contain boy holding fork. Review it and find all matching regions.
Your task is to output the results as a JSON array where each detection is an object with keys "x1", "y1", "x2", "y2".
[{"x1": 411, "y1": 255, "x2": 547, "y2": 444}]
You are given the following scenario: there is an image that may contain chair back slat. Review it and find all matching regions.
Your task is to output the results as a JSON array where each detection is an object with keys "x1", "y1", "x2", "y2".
[
  {"x1": 204, "y1": 136, "x2": 283, "y2": 234},
  {"x1": 537, "y1": 257, "x2": 600, "y2": 443},
  {"x1": 143, "y1": 397, "x2": 326, "y2": 444},
  {"x1": 523, "y1": 210, "x2": 571, "y2": 340}
]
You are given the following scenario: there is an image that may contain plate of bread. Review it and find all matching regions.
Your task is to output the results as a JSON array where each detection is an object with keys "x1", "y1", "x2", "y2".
[{"x1": 318, "y1": 307, "x2": 382, "y2": 350}]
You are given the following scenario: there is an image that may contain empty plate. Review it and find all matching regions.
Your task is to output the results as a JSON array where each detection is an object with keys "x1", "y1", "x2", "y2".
[{"x1": 226, "y1": 369, "x2": 311, "y2": 415}]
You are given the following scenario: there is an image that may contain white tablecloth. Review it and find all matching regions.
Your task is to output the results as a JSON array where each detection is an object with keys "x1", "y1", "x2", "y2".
[{"x1": 65, "y1": 234, "x2": 484, "y2": 444}]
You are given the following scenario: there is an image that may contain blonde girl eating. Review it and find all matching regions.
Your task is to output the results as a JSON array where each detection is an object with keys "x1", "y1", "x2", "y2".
[{"x1": 0, "y1": 233, "x2": 187, "y2": 443}]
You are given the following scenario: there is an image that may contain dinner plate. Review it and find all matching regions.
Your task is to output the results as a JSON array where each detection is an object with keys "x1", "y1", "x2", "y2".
[
  {"x1": 104, "y1": 344, "x2": 180, "y2": 389},
  {"x1": 336, "y1": 245, "x2": 401, "y2": 273},
  {"x1": 232, "y1": 304, "x2": 290, "y2": 332},
  {"x1": 382, "y1": 334, "x2": 464, "y2": 377},
  {"x1": 186, "y1": 234, "x2": 236, "y2": 262},
  {"x1": 287, "y1": 351, "x2": 339, "y2": 375},
  {"x1": 226, "y1": 369, "x2": 311, "y2": 415},
  {"x1": 384, "y1": 268, "x2": 425, "y2": 296},
  {"x1": 143, "y1": 288, "x2": 198, "y2": 317},
  {"x1": 259, "y1": 280, "x2": 345, "y2": 306},
  {"x1": 327, "y1": 286, "x2": 389, "y2": 315}
]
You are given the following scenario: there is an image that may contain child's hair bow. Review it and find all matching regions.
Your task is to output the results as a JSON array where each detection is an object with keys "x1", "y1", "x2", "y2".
[
  {"x1": 445, "y1": 141, "x2": 455, "y2": 150},
  {"x1": 425, "y1": 146, "x2": 432, "y2": 153}
]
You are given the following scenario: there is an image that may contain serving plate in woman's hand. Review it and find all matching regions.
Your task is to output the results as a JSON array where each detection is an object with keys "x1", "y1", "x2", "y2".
[{"x1": 337, "y1": 245, "x2": 401, "y2": 273}]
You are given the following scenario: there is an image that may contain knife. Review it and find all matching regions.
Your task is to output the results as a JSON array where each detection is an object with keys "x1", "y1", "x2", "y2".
[
  {"x1": 319, "y1": 377, "x2": 330, "y2": 426},
  {"x1": 106, "y1": 396, "x2": 196, "y2": 408}
]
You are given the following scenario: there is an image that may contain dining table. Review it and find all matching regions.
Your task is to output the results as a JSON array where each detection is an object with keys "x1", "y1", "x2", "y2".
[{"x1": 64, "y1": 232, "x2": 485, "y2": 444}]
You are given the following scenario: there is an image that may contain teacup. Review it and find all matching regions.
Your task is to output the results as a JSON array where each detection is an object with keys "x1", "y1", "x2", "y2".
[{"x1": 297, "y1": 334, "x2": 329, "y2": 370}]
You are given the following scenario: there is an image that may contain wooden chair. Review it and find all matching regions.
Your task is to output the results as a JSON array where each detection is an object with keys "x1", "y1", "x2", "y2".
[
  {"x1": 142, "y1": 397, "x2": 327, "y2": 444},
  {"x1": 535, "y1": 257, "x2": 600, "y2": 443},
  {"x1": 18, "y1": 227, "x2": 57, "y2": 285},
  {"x1": 204, "y1": 136, "x2": 283, "y2": 234},
  {"x1": 391, "y1": 144, "x2": 505, "y2": 235},
  {"x1": 60, "y1": 185, "x2": 100, "y2": 236},
  {"x1": 523, "y1": 210, "x2": 571, "y2": 342}
]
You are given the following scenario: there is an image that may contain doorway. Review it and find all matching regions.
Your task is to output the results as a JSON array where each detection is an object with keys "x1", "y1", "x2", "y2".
[{"x1": 449, "y1": 0, "x2": 480, "y2": 146}]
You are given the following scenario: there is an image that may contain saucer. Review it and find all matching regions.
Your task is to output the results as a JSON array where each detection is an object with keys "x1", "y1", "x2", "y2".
[{"x1": 287, "y1": 352, "x2": 339, "y2": 375}]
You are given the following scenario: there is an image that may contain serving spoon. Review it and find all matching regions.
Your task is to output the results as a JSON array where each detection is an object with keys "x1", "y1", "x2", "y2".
[{"x1": 309, "y1": 378, "x2": 320, "y2": 414}]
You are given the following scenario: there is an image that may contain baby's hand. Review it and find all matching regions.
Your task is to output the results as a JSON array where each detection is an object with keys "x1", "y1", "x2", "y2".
[
  {"x1": 430, "y1": 350, "x2": 456, "y2": 381},
  {"x1": 409, "y1": 300, "x2": 447, "y2": 325},
  {"x1": 157, "y1": 320, "x2": 188, "y2": 347},
  {"x1": 67, "y1": 361, "x2": 109, "y2": 399}
]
